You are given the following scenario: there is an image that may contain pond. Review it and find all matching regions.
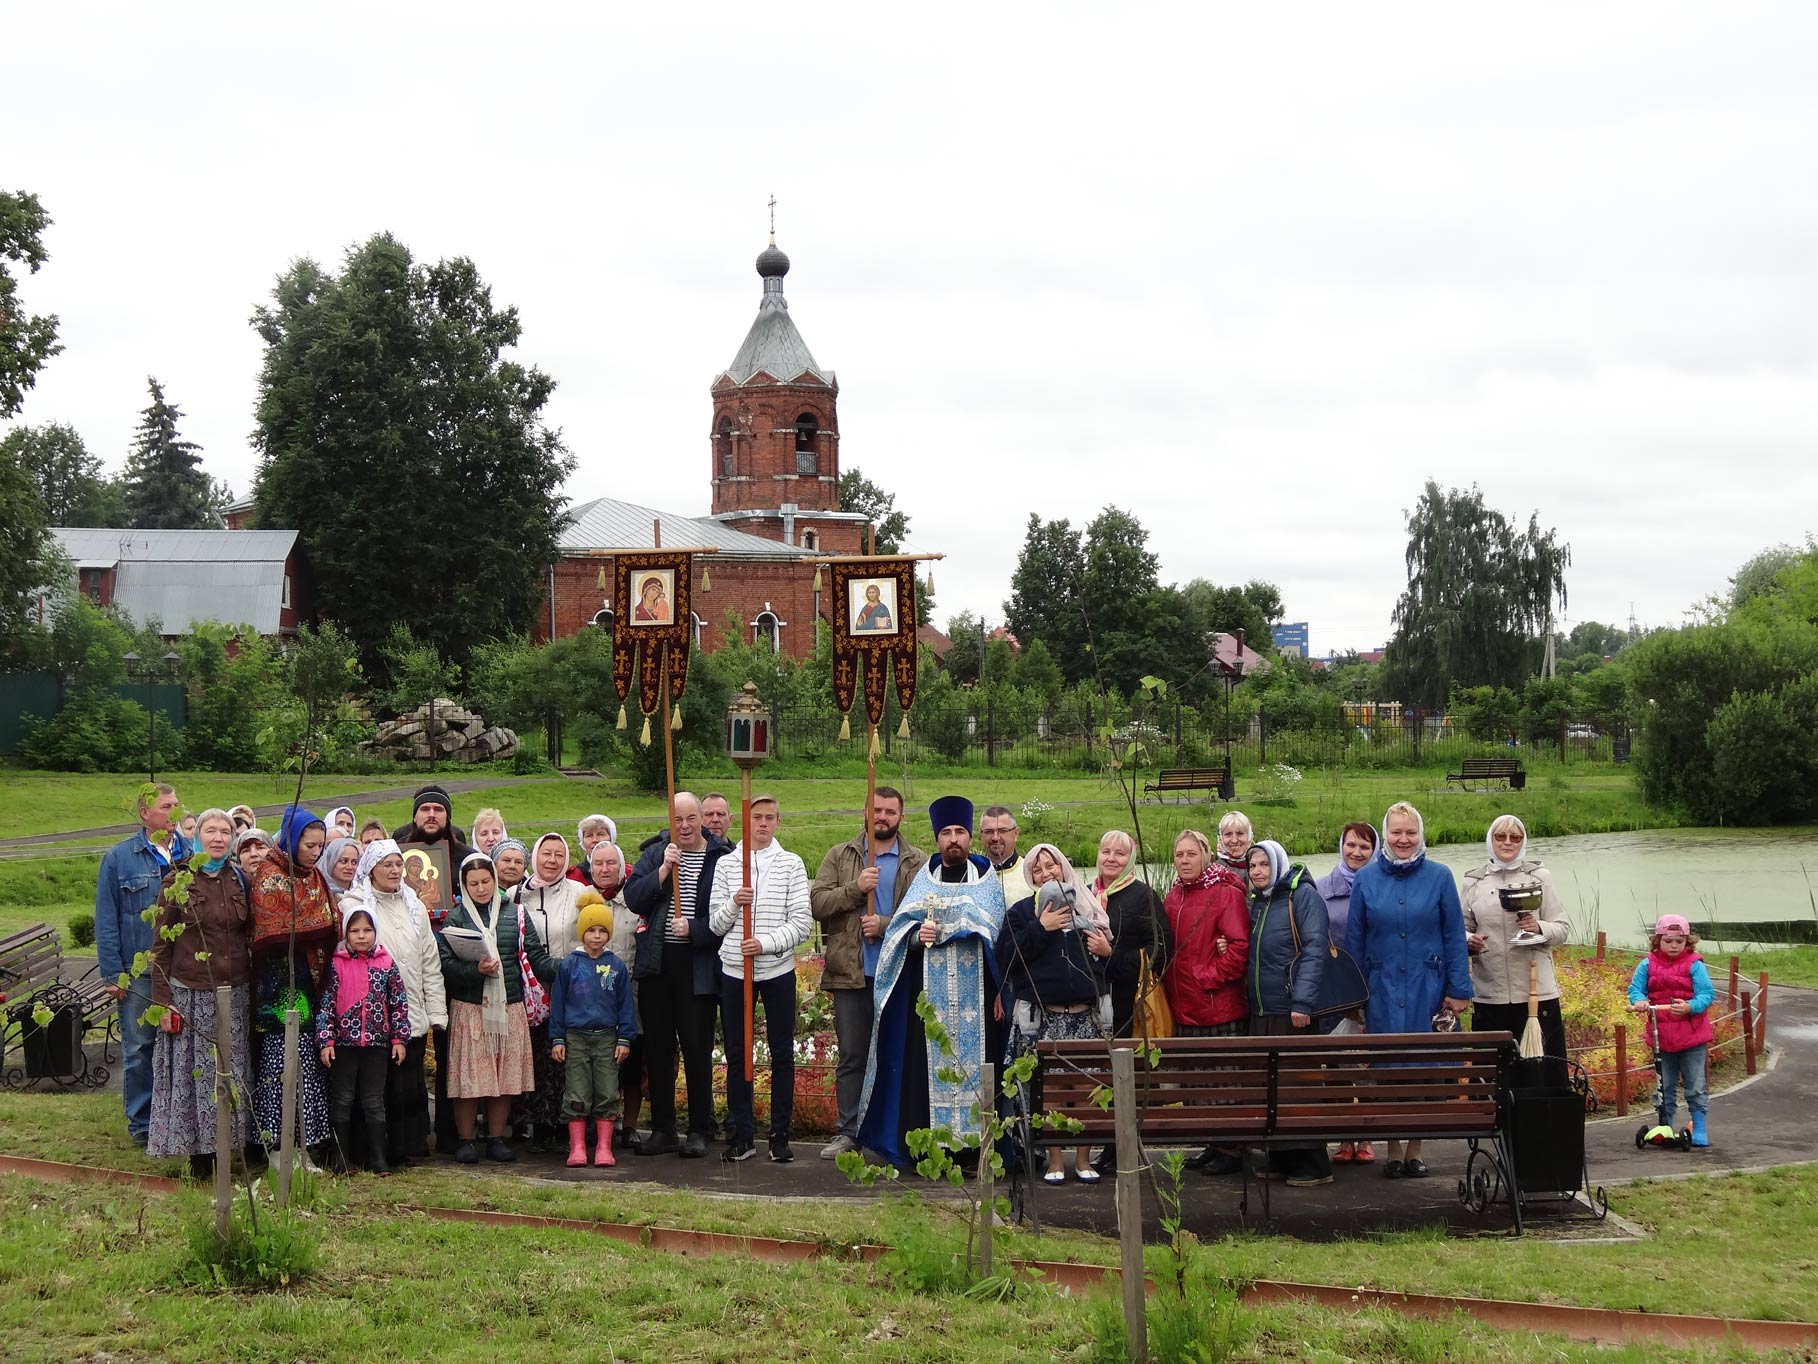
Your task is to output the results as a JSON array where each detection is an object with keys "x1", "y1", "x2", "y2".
[{"x1": 1295, "y1": 827, "x2": 1818, "y2": 950}]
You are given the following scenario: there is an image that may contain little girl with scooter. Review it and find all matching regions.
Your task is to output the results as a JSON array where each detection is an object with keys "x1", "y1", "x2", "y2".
[{"x1": 1627, "y1": 914, "x2": 1715, "y2": 1148}]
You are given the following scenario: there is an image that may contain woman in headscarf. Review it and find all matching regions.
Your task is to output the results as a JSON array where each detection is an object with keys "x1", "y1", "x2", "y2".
[
  {"x1": 470, "y1": 808, "x2": 507, "y2": 858},
  {"x1": 1462, "y1": 814, "x2": 1569, "y2": 1060},
  {"x1": 439, "y1": 853, "x2": 552, "y2": 1163},
  {"x1": 1316, "y1": 820, "x2": 1379, "y2": 1163},
  {"x1": 1086, "y1": 829, "x2": 1173, "y2": 1175},
  {"x1": 229, "y1": 804, "x2": 257, "y2": 834},
  {"x1": 234, "y1": 827, "x2": 271, "y2": 880},
  {"x1": 146, "y1": 807, "x2": 253, "y2": 1179},
  {"x1": 1000, "y1": 842, "x2": 1111, "y2": 1184},
  {"x1": 514, "y1": 833, "x2": 584, "y2": 1149},
  {"x1": 1244, "y1": 840, "x2": 1333, "y2": 1186},
  {"x1": 325, "y1": 807, "x2": 357, "y2": 841},
  {"x1": 340, "y1": 838, "x2": 447, "y2": 1166},
  {"x1": 567, "y1": 813, "x2": 617, "y2": 883},
  {"x1": 1346, "y1": 801, "x2": 1473, "y2": 1179},
  {"x1": 247, "y1": 804, "x2": 340, "y2": 1166},
  {"x1": 584, "y1": 839, "x2": 644, "y2": 1147},
  {"x1": 320, "y1": 836, "x2": 361, "y2": 905},
  {"x1": 1161, "y1": 829, "x2": 1250, "y2": 1176},
  {"x1": 491, "y1": 838, "x2": 530, "y2": 900}
]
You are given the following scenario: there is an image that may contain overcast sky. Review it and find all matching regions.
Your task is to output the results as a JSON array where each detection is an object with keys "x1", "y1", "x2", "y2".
[{"x1": 7, "y1": 4, "x2": 1815, "y2": 653}]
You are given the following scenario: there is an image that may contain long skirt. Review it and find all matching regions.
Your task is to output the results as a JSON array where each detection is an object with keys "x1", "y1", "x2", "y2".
[
  {"x1": 524, "y1": 1021, "x2": 568, "y2": 1131},
  {"x1": 253, "y1": 1027, "x2": 331, "y2": 1150},
  {"x1": 446, "y1": 1000, "x2": 535, "y2": 1099},
  {"x1": 148, "y1": 983, "x2": 252, "y2": 1159}
]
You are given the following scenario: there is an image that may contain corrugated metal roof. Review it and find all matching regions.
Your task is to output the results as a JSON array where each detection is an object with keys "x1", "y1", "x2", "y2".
[
  {"x1": 51, "y1": 528, "x2": 298, "y2": 564},
  {"x1": 559, "y1": 497, "x2": 811, "y2": 558},
  {"x1": 113, "y1": 561, "x2": 287, "y2": 633}
]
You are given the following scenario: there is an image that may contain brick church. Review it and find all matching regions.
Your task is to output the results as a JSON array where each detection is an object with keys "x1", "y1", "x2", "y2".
[{"x1": 542, "y1": 235, "x2": 870, "y2": 659}]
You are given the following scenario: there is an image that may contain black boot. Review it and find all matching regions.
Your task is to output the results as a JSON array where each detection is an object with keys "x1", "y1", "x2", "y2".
[
  {"x1": 187, "y1": 1153, "x2": 215, "y2": 1181},
  {"x1": 330, "y1": 1122, "x2": 354, "y2": 1175},
  {"x1": 366, "y1": 1118, "x2": 392, "y2": 1176}
]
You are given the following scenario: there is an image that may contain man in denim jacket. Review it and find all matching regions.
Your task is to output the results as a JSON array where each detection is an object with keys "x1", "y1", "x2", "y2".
[{"x1": 94, "y1": 783, "x2": 186, "y2": 1145}]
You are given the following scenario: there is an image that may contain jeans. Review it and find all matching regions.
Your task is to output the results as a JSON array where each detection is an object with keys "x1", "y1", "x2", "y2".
[
  {"x1": 831, "y1": 986, "x2": 875, "y2": 1139},
  {"x1": 119, "y1": 973, "x2": 156, "y2": 1139},
  {"x1": 327, "y1": 1045, "x2": 389, "y2": 1125},
  {"x1": 720, "y1": 971, "x2": 797, "y2": 1146},
  {"x1": 561, "y1": 1028, "x2": 621, "y2": 1119},
  {"x1": 1659, "y1": 1043, "x2": 1708, "y2": 1120}
]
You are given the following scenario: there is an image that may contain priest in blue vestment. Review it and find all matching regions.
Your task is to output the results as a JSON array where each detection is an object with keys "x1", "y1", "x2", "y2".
[{"x1": 857, "y1": 795, "x2": 1007, "y2": 1169}]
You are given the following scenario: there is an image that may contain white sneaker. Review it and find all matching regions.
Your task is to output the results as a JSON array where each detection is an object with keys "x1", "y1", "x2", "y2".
[{"x1": 819, "y1": 1134, "x2": 858, "y2": 1160}]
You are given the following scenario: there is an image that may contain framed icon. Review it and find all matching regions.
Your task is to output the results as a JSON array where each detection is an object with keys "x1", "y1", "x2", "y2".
[
  {"x1": 848, "y1": 577, "x2": 899, "y2": 636},
  {"x1": 628, "y1": 569, "x2": 676, "y2": 626}
]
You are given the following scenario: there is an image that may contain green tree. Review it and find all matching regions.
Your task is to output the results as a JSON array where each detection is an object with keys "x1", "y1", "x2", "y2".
[
  {"x1": 0, "y1": 438, "x2": 57, "y2": 645},
  {"x1": 1009, "y1": 636, "x2": 1064, "y2": 703},
  {"x1": 1728, "y1": 543, "x2": 1806, "y2": 612},
  {"x1": 378, "y1": 622, "x2": 463, "y2": 716},
  {"x1": 0, "y1": 422, "x2": 125, "y2": 526},
  {"x1": 252, "y1": 234, "x2": 575, "y2": 672},
  {"x1": 1381, "y1": 480, "x2": 1570, "y2": 708},
  {"x1": 122, "y1": 377, "x2": 215, "y2": 529},
  {"x1": 1449, "y1": 684, "x2": 1521, "y2": 743},
  {"x1": 943, "y1": 611, "x2": 983, "y2": 685},
  {"x1": 1004, "y1": 515, "x2": 1086, "y2": 679},
  {"x1": 1566, "y1": 619, "x2": 1625, "y2": 657},
  {"x1": 1182, "y1": 578, "x2": 1270, "y2": 657},
  {"x1": 1079, "y1": 506, "x2": 1159, "y2": 631},
  {"x1": 0, "y1": 190, "x2": 62, "y2": 418},
  {"x1": 1241, "y1": 579, "x2": 1286, "y2": 628},
  {"x1": 837, "y1": 468, "x2": 911, "y2": 553},
  {"x1": 178, "y1": 624, "x2": 280, "y2": 770}
]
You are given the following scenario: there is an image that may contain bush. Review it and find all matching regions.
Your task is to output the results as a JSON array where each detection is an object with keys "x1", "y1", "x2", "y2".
[
  {"x1": 177, "y1": 1193, "x2": 316, "y2": 1290},
  {"x1": 66, "y1": 913, "x2": 96, "y2": 949},
  {"x1": 19, "y1": 692, "x2": 180, "y2": 773}
]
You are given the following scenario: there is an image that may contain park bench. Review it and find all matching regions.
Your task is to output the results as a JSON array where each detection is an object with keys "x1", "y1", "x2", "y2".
[
  {"x1": 1446, "y1": 757, "x2": 1527, "y2": 790},
  {"x1": 1141, "y1": 766, "x2": 1230, "y2": 804},
  {"x1": 0, "y1": 922, "x2": 115, "y2": 1090},
  {"x1": 1016, "y1": 1031, "x2": 1529, "y2": 1232}
]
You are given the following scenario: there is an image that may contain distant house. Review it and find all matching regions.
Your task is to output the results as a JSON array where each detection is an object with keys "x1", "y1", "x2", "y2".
[
  {"x1": 219, "y1": 496, "x2": 256, "y2": 530},
  {"x1": 1209, "y1": 631, "x2": 1272, "y2": 678},
  {"x1": 917, "y1": 624, "x2": 954, "y2": 663},
  {"x1": 44, "y1": 528, "x2": 308, "y2": 637}
]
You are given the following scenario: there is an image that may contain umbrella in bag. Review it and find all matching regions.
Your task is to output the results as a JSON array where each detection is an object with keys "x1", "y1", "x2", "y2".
[{"x1": 1520, "y1": 957, "x2": 1545, "y2": 1059}]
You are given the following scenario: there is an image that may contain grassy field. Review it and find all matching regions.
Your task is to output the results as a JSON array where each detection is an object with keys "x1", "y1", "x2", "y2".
[{"x1": 1, "y1": 1091, "x2": 1815, "y2": 1363}]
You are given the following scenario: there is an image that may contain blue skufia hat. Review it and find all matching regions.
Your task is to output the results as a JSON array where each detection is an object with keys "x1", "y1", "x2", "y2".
[{"x1": 928, "y1": 795, "x2": 974, "y2": 835}]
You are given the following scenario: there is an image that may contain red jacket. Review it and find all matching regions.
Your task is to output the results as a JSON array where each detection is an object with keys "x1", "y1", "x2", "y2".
[{"x1": 1162, "y1": 865, "x2": 1250, "y2": 1028}]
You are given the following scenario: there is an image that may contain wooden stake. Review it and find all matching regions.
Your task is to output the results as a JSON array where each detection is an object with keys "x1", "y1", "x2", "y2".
[
  {"x1": 1757, "y1": 972, "x2": 1769, "y2": 1054},
  {"x1": 213, "y1": 985, "x2": 233, "y2": 1239},
  {"x1": 978, "y1": 1061, "x2": 995, "y2": 1280},
  {"x1": 661, "y1": 667, "x2": 684, "y2": 932},
  {"x1": 278, "y1": 1008, "x2": 299, "y2": 1208},
  {"x1": 1742, "y1": 992, "x2": 1757, "y2": 1075},
  {"x1": 1111, "y1": 1045, "x2": 1147, "y2": 1363},
  {"x1": 1728, "y1": 956, "x2": 1740, "y2": 1006},
  {"x1": 741, "y1": 766, "x2": 755, "y2": 1083},
  {"x1": 863, "y1": 710, "x2": 879, "y2": 943},
  {"x1": 1613, "y1": 1023, "x2": 1628, "y2": 1118}
]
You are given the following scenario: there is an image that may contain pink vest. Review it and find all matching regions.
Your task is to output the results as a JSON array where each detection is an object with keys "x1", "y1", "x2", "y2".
[{"x1": 1645, "y1": 949, "x2": 1713, "y2": 1053}]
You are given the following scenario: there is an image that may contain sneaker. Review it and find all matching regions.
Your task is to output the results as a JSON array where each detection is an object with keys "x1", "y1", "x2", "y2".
[
  {"x1": 819, "y1": 1135, "x2": 858, "y2": 1160},
  {"x1": 722, "y1": 1141, "x2": 757, "y2": 1162},
  {"x1": 455, "y1": 1140, "x2": 479, "y2": 1165},
  {"x1": 769, "y1": 1137, "x2": 795, "y2": 1164},
  {"x1": 1286, "y1": 1170, "x2": 1335, "y2": 1188},
  {"x1": 486, "y1": 1138, "x2": 516, "y2": 1163}
]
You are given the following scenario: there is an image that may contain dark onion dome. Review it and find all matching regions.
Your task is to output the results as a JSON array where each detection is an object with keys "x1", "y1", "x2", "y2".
[{"x1": 756, "y1": 243, "x2": 790, "y2": 278}]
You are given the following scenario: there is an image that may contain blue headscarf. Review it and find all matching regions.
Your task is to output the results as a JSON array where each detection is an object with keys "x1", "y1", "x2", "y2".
[{"x1": 275, "y1": 804, "x2": 326, "y2": 862}]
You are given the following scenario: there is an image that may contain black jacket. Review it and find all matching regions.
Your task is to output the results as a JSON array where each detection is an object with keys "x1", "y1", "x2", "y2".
[
  {"x1": 1001, "y1": 894, "x2": 1108, "y2": 1009},
  {"x1": 1102, "y1": 879, "x2": 1172, "y2": 1036},
  {"x1": 623, "y1": 832, "x2": 733, "y2": 994}
]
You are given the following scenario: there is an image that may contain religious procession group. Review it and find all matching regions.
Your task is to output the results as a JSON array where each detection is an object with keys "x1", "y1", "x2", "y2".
[{"x1": 95, "y1": 770, "x2": 1729, "y2": 1192}]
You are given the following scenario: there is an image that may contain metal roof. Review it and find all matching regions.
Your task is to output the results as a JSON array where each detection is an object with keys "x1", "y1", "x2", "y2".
[
  {"x1": 51, "y1": 528, "x2": 298, "y2": 564},
  {"x1": 719, "y1": 245, "x2": 833, "y2": 387},
  {"x1": 114, "y1": 560, "x2": 289, "y2": 634},
  {"x1": 559, "y1": 497, "x2": 812, "y2": 558}
]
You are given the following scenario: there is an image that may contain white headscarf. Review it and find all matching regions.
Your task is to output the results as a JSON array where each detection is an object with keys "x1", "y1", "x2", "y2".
[
  {"x1": 459, "y1": 851, "x2": 508, "y2": 1037},
  {"x1": 1023, "y1": 841, "x2": 1110, "y2": 933},
  {"x1": 577, "y1": 813, "x2": 616, "y2": 848},
  {"x1": 1485, "y1": 813, "x2": 1528, "y2": 868}
]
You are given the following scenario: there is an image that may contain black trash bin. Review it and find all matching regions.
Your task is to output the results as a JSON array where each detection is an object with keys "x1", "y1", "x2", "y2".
[{"x1": 11, "y1": 999, "x2": 84, "y2": 1081}]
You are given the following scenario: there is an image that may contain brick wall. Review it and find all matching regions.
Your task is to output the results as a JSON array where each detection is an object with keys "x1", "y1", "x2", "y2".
[
  {"x1": 541, "y1": 555, "x2": 831, "y2": 660},
  {"x1": 709, "y1": 377, "x2": 841, "y2": 515}
]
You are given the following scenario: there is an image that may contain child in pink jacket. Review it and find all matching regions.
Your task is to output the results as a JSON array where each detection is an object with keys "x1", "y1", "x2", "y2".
[{"x1": 317, "y1": 904, "x2": 410, "y2": 1174}]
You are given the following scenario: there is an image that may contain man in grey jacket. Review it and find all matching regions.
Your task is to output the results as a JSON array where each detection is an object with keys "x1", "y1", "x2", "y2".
[{"x1": 809, "y1": 786, "x2": 927, "y2": 1158}]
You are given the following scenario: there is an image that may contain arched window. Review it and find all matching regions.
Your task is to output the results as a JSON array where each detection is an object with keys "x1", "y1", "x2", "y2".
[
  {"x1": 592, "y1": 607, "x2": 615, "y2": 632},
  {"x1": 795, "y1": 412, "x2": 818, "y2": 474},
  {"x1": 718, "y1": 417, "x2": 735, "y2": 476},
  {"x1": 690, "y1": 612, "x2": 705, "y2": 649},
  {"x1": 800, "y1": 529, "x2": 818, "y2": 551},
  {"x1": 753, "y1": 610, "x2": 781, "y2": 650}
]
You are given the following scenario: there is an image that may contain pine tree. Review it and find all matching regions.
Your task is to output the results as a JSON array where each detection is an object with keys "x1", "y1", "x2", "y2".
[{"x1": 122, "y1": 377, "x2": 214, "y2": 529}]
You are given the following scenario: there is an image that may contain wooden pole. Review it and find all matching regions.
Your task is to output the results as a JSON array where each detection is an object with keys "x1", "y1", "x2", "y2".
[
  {"x1": 661, "y1": 667, "x2": 684, "y2": 932},
  {"x1": 1757, "y1": 972, "x2": 1769, "y2": 1054},
  {"x1": 741, "y1": 766, "x2": 754, "y2": 1083},
  {"x1": 213, "y1": 985, "x2": 233, "y2": 1239},
  {"x1": 1728, "y1": 956, "x2": 1740, "y2": 1006},
  {"x1": 863, "y1": 713, "x2": 879, "y2": 955},
  {"x1": 978, "y1": 1061, "x2": 995, "y2": 1281},
  {"x1": 1741, "y1": 992, "x2": 1756, "y2": 1075},
  {"x1": 1595, "y1": 931, "x2": 1606, "y2": 962},
  {"x1": 277, "y1": 1008, "x2": 299, "y2": 1208},
  {"x1": 1613, "y1": 1023, "x2": 1628, "y2": 1117},
  {"x1": 1111, "y1": 1045, "x2": 1147, "y2": 1364}
]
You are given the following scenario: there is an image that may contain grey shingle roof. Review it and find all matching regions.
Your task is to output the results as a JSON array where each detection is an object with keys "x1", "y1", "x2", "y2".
[
  {"x1": 559, "y1": 497, "x2": 811, "y2": 558},
  {"x1": 719, "y1": 244, "x2": 833, "y2": 387}
]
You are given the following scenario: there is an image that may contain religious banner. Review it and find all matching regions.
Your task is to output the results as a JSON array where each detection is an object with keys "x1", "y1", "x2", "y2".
[
  {"x1": 611, "y1": 550, "x2": 699, "y2": 743},
  {"x1": 827, "y1": 557, "x2": 919, "y2": 737}
]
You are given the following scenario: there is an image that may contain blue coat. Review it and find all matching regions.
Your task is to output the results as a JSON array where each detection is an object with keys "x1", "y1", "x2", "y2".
[{"x1": 1345, "y1": 854, "x2": 1472, "y2": 1034}]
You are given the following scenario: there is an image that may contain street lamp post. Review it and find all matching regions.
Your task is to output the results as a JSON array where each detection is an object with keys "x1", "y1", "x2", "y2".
[
  {"x1": 724, "y1": 681, "x2": 773, "y2": 1083},
  {"x1": 122, "y1": 649, "x2": 182, "y2": 783},
  {"x1": 1212, "y1": 632, "x2": 1245, "y2": 801}
]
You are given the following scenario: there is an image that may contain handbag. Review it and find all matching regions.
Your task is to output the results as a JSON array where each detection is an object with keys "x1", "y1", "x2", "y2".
[
  {"x1": 516, "y1": 904, "x2": 551, "y2": 1027},
  {"x1": 1285, "y1": 875, "x2": 1369, "y2": 1018},
  {"x1": 1135, "y1": 953, "x2": 1175, "y2": 1039}
]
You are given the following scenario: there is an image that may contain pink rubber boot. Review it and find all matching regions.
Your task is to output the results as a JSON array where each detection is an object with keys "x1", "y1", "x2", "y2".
[
  {"x1": 594, "y1": 1120, "x2": 616, "y2": 1167},
  {"x1": 565, "y1": 1120, "x2": 589, "y2": 1168}
]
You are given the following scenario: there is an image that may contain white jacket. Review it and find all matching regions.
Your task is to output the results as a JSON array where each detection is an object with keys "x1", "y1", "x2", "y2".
[
  {"x1": 518, "y1": 876, "x2": 586, "y2": 963},
  {"x1": 708, "y1": 842, "x2": 812, "y2": 982},
  {"x1": 1461, "y1": 860, "x2": 1570, "y2": 1005},
  {"x1": 343, "y1": 884, "x2": 447, "y2": 1037}
]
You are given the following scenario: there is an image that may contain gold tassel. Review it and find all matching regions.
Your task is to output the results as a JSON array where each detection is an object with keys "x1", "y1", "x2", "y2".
[
  {"x1": 924, "y1": 568, "x2": 933, "y2": 594},
  {"x1": 869, "y1": 728, "x2": 881, "y2": 760},
  {"x1": 639, "y1": 714, "x2": 652, "y2": 746},
  {"x1": 616, "y1": 703, "x2": 627, "y2": 731},
  {"x1": 812, "y1": 564, "x2": 823, "y2": 592},
  {"x1": 700, "y1": 565, "x2": 711, "y2": 592},
  {"x1": 671, "y1": 703, "x2": 682, "y2": 731},
  {"x1": 838, "y1": 714, "x2": 850, "y2": 742},
  {"x1": 596, "y1": 566, "x2": 606, "y2": 590},
  {"x1": 898, "y1": 714, "x2": 910, "y2": 739}
]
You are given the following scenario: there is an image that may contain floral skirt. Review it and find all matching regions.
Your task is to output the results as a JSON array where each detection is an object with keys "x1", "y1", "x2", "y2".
[
  {"x1": 149, "y1": 983, "x2": 252, "y2": 1158},
  {"x1": 253, "y1": 1026, "x2": 331, "y2": 1150},
  {"x1": 447, "y1": 1000, "x2": 535, "y2": 1099}
]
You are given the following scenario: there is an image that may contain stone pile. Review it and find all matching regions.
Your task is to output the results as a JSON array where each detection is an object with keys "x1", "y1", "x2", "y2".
[{"x1": 365, "y1": 699, "x2": 518, "y2": 764}]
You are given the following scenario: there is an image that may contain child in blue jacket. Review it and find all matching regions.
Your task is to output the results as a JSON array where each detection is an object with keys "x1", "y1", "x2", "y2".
[{"x1": 550, "y1": 895, "x2": 637, "y2": 1167}]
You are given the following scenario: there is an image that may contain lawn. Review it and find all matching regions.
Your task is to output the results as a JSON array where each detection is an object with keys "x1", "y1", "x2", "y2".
[{"x1": 1, "y1": 1091, "x2": 1815, "y2": 1363}]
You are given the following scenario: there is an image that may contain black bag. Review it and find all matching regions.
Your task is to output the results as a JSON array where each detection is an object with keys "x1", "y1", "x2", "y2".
[{"x1": 1285, "y1": 872, "x2": 1369, "y2": 1018}]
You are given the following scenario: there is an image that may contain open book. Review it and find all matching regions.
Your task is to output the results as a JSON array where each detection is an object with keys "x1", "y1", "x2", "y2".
[{"x1": 440, "y1": 927, "x2": 496, "y2": 964}]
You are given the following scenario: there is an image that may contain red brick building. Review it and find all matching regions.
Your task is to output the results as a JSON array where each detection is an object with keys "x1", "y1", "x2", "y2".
[{"x1": 544, "y1": 236, "x2": 871, "y2": 658}]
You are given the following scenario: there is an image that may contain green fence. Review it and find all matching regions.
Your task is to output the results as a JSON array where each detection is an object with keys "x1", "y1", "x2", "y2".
[{"x1": 0, "y1": 673, "x2": 189, "y2": 756}]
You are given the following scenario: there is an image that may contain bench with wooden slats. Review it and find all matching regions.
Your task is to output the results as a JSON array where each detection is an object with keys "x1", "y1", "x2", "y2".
[
  {"x1": 1141, "y1": 767, "x2": 1230, "y2": 803},
  {"x1": 0, "y1": 921, "x2": 117, "y2": 1087},
  {"x1": 1023, "y1": 1031, "x2": 1521, "y2": 1228},
  {"x1": 1445, "y1": 757, "x2": 1527, "y2": 790}
]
